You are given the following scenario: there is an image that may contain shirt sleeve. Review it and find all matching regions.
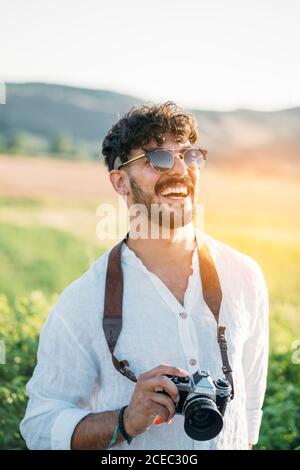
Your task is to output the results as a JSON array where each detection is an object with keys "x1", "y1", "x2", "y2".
[
  {"x1": 242, "y1": 265, "x2": 269, "y2": 445},
  {"x1": 20, "y1": 308, "x2": 99, "y2": 450}
]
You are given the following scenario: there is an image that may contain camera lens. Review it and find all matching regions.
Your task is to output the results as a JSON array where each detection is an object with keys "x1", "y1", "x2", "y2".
[
  {"x1": 192, "y1": 409, "x2": 213, "y2": 426},
  {"x1": 183, "y1": 396, "x2": 223, "y2": 441}
]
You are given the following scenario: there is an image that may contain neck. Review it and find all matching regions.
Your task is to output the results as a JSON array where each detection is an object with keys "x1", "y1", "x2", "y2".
[{"x1": 126, "y1": 222, "x2": 197, "y2": 265}]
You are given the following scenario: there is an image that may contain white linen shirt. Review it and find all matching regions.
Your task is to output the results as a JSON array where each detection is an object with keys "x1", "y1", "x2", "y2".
[{"x1": 20, "y1": 233, "x2": 269, "y2": 450}]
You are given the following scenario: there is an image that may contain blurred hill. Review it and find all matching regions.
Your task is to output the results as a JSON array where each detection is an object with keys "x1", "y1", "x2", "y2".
[{"x1": 0, "y1": 82, "x2": 299, "y2": 174}]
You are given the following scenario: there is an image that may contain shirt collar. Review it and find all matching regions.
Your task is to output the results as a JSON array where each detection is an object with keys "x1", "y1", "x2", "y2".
[{"x1": 121, "y1": 241, "x2": 199, "y2": 272}]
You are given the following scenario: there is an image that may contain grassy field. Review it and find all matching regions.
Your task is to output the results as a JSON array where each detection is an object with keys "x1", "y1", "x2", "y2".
[
  {"x1": 0, "y1": 154, "x2": 300, "y2": 449},
  {"x1": 1, "y1": 155, "x2": 299, "y2": 347}
]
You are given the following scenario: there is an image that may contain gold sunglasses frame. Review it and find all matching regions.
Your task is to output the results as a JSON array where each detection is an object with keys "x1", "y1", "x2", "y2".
[{"x1": 115, "y1": 147, "x2": 208, "y2": 172}]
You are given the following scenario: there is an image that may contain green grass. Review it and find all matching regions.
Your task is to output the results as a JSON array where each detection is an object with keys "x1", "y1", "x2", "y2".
[
  {"x1": 205, "y1": 220, "x2": 300, "y2": 352},
  {"x1": 0, "y1": 223, "x2": 103, "y2": 304},
  {"x1": 0, "y1": 197, "x2": 44, "y2": 209}
]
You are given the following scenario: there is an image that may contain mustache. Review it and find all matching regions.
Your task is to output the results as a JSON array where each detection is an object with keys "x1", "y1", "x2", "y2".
[{"x1": 155, "y1": 176, "x2": 194, "y2": 195}]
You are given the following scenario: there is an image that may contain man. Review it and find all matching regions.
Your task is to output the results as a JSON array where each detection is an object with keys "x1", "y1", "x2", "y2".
[{"x1": 21, "y1": 102, "x2": 269, "y2": 450}]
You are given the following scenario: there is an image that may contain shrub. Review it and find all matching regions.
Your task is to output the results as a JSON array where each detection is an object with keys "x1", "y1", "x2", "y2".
[
  {"x1": 0, "y1": 292, "x2": 51, "y2": 449},
  {"x1": 256, "y1": 352, "x2": 300, "y2": 450}
]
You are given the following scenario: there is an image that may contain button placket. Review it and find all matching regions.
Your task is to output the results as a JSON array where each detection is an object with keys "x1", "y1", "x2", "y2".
[{"x1": 178, "y1": 310, "x2": 199, "y2": 374}]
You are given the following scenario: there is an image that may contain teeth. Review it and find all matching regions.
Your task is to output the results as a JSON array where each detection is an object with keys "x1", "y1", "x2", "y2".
[{"x1": 160, "y1": 186, "x2": 188, "y2": 196}]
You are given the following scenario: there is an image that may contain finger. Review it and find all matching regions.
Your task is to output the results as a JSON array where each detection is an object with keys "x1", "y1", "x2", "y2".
[
  {"x1": 153, "y1": 416, "x2": 164, "y2": 425},
  {"x1": 148, "y1": 392, "x2": 176, "y2": 420},
  {"x1": 143, "y1": 376, "x2": 180, "y2": 402},
  {"x1": 153, "y1": 415, "x2": 174, "y2": 425},
  {"x1": 138, "y1": 364, "x2": 189, "y2": 382},
  {"x1": 149, "y1": 402, "x2": 170, "y2": 423}
]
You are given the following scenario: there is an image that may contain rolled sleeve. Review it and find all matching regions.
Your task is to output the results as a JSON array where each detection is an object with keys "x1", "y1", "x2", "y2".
[
  {"x1": 242, "y1": 265, "x2": 269, "y2": 445},
  {"x1": 246, "y1": 409, "x2": 263, "y2": 445},
  {"x1": 51, "y1": 408, "x2": 93, "y2": 450},
  {"x1": 20, "y1": 307, "x2": 99, "y2": 450}
]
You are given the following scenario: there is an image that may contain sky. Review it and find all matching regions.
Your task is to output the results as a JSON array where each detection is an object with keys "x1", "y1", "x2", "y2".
[{"x1": 1, "y1": 0, "x2": 300, "y2": 110}]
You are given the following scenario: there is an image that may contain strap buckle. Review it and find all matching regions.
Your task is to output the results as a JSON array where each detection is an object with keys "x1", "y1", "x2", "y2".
[
  {"x1": 119, "y1": 360, "x2": 137, "y2": 382},
  {"x1": 222, "y1": 365, "x2": 233, "y2": 374}
]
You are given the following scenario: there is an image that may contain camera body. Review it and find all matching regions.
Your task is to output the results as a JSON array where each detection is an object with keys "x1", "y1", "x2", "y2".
[{"x1": 167, "y1": 370, "x2": 232, "y2": 441}]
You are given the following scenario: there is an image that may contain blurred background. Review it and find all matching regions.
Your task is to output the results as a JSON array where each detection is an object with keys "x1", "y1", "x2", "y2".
[{"x1": 0, "y1": 0, "x2": 299, "y2": 450}]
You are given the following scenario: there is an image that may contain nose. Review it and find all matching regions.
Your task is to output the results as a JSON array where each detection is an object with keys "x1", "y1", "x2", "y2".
[{"x1": 167, "y1": 152, "x2": 187, "y2": 177}]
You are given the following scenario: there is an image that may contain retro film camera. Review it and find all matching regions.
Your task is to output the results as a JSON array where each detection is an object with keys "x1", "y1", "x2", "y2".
[{"x1": 166, "y1": 370, "x2": 232, "y2": 441}]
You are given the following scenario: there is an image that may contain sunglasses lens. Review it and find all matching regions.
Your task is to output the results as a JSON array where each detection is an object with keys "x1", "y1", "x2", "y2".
[
  {"x1": 149, "y1": 150, "x2": 173, "y2": 173},
  {"x1": 184, "y1": 149, "x2": 205, "y2": 168}
]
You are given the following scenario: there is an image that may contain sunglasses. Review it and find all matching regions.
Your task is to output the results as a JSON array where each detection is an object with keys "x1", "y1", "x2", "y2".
[{"x1": 114, "y1": 147, "x2": 207, "y2": 173}]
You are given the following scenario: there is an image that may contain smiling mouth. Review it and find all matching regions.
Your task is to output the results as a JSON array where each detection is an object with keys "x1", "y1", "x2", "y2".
[{"x1": 159, "y1": 184, "x2": 190, "y2": 200}]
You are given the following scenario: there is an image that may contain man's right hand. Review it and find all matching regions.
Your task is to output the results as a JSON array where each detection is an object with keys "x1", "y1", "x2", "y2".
[{"x1": 124, "y1": 364, "x2": 189, "y2": 438}]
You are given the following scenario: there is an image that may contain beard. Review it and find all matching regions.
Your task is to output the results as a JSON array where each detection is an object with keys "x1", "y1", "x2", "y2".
[{"x1": 129, "y1": 175, "x2": 197, "y2": 231}]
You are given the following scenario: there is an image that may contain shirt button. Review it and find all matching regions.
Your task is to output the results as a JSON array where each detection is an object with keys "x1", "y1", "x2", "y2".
[
  {"x1": 189, "y1": 358, "x2": 197, "y2": 366},
  {"x1": 180, "y1": 312, "x2": 188, "y2": 319}
]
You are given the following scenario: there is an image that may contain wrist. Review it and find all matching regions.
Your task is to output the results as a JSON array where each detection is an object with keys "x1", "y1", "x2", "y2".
[
  {"x1": 118, "y1": 406, "x2": 133, "y2": 445},
  {"x1": 123, "y1": 405, "x2": 138, "y2": 438}
]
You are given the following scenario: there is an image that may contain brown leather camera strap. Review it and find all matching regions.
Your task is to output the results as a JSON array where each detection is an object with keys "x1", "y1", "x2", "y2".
[{"x1": 103, "y1": 235, "x2": 234, "y2": 398}]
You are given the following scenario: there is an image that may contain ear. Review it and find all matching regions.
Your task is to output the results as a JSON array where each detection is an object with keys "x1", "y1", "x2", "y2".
[{"x1": 109, "y1": 169, "x2": 130, "y2": 196}]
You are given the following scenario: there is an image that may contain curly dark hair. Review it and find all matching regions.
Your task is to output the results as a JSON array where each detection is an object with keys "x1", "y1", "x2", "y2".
[{"x1": 102, "y1": 101, "x2": 199, "y2": 171}]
